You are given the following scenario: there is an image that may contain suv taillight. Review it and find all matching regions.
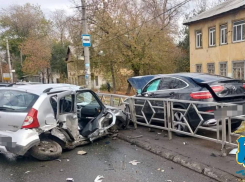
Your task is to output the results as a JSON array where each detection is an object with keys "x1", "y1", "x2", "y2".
[
  {"x1": 22, "y1": 108, "x2": 39, "y2": 129},
  {"x1": 190, "y1": 85, "x2": 224, "y2": 100}
]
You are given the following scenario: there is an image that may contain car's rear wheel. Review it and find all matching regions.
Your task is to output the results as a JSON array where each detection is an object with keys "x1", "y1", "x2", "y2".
[
  {"x1": 30, "y1": 139, "x2": 62, "y2": 161},
  {"x1": 173, "y1": 110, "x2": 190, "y2": 137}
]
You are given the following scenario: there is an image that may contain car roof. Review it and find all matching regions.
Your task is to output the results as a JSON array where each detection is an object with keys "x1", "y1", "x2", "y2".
[
  {"x1": 0, "y1": 84, "x2": 82, "y2": 95},
  {"x1": 154, "y1": 73, "x2": 233, "y2": 83}
]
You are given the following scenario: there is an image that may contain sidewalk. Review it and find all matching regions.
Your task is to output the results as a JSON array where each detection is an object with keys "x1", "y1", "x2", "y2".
[{"x1": 117, "y1": 125, "x2": 244, "y2": 182}]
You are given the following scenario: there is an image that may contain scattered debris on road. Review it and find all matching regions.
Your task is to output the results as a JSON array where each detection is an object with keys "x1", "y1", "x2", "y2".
[
  {"x1": 149, "y1": 128, "x2": 155, "y2": 132},
  {"x1": 67, "y1": 159, "x2": 70, "y2": 162},
  {"x1": 66, "y1": 178, "x2": 74, "y2": 182},
  {"x1": 129, "y1": 160, "x2": 140, "y2": 165},
  {"x1": 55, "y1": 159, "x2": 61, "y2": 162},
  {"x1": 229, "y1": 148, "x2": 238, "y2": 155},
  {"x1": 105, "y1": 141, "x2": 110, "y2": 145},
  {"x1": 210, "y1": 153, "x2": 217, "y2": 157},
  {"x1": 77, "y1": 150, "x2": 87, "y2": 155},
  {"x1": 25, "y1": 171, "x2": 30, "y2": 174},
  {"x1": 60, "y1": 169, "x2": 64, "y2": 172},
  {"x1": 183, "y1": 142, "x2": 187, "y2": 145},
  {"x1": 94, "y1": 175, "x2": 104, "y2": 182},
  {"x1": 157, "y1": 168, "x2": 164, "y2": 172}
]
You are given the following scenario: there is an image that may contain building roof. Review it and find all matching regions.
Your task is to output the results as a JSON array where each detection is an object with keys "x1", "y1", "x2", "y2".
[
  {"x1": 184, "y1": 0, "x2": 245, "y2": 25},
  {"x1": 66, "y1": 45, "x2": 84, "y2": 62}
]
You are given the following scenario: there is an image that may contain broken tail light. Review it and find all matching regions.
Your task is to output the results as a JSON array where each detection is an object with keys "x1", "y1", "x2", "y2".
[
  {"x1": 22, "y1": 108, "x2": 40, "y2": 129},
  {"x1": 190, "y1": 85, "x2": 224, "y2": 100}
]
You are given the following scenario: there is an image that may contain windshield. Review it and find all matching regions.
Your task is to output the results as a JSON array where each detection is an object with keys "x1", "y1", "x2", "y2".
[
  {"x1": 77, "y1": 91, "x2": 100, "y2": 106},
  {"x1": 0, "y1": 90, "x2": 38, "y2": 112}
]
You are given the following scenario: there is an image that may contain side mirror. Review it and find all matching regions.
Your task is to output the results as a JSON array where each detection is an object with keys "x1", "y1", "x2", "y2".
[{"x1": 137, "y1": 89, "x2": 142, "y2": 96}]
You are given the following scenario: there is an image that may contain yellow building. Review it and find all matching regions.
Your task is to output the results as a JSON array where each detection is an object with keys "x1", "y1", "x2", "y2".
[{"x1": 184, "y1": 0, "x2": 245, "y2": 80}]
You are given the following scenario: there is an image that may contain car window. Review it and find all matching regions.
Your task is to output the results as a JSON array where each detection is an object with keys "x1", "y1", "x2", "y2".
[
  {"x1": 145, "y1": 79, "x2": 161, "y2": 92},
  {"x1": 159, "y1": 77, "x2": 187, "y2": 90},
  {"x1": 59, "y1": 94, "x2": 74, "y2": 114},
  {"x1": 0, "y1": 90, "x2": 38, "y2": 112}
]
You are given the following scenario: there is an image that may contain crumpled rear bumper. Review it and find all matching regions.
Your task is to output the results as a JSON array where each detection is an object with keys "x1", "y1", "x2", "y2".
[{"x1": 0, "y1": 129, "x2": 40, "y2": 156}]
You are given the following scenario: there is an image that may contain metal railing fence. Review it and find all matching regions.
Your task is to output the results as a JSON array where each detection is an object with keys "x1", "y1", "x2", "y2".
[{"x1": 97, "y1": 93, "x2": 245, "y2": 155}]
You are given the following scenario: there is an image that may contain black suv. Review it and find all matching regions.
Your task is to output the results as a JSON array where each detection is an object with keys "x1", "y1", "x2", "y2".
[{"x1": 127, "y1": 73, "x2": 245, "y2": 133}]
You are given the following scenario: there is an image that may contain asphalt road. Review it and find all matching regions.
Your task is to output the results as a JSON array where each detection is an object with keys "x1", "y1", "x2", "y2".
[{"x1": 0, "y1": 137, "x2": 216, "y2": 182}]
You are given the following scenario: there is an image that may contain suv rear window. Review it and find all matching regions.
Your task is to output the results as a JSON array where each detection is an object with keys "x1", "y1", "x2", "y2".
[{"x1": 0, "y1": 90, "x2": 38, "y2": 112}]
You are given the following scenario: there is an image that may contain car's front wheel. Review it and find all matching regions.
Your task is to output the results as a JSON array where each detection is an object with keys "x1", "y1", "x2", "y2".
[{"x1": 30, "y1": 139, "x2": 62, "y2": 161}]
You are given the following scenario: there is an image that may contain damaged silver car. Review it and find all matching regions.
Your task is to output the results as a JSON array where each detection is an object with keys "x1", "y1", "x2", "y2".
[{"x1": 0, "y1": 84, "x2": 128, "y2": 160}]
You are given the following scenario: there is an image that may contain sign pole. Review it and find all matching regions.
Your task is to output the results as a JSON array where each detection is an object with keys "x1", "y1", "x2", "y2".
[
  {"x1": 6, "y1": 39, "x2": 13, "y2": 83},
  {"x1": 81, "y1": 0, "x2": 91, "y2": 89}
]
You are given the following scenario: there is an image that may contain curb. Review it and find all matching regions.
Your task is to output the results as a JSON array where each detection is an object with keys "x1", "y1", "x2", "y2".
[{"x1": 117, "y1": 133, "x2": 238, "y2": 182}]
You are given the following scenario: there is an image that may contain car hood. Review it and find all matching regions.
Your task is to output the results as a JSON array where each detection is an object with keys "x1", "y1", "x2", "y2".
[{"x1": 127, "y1": 75, "x2": 157, "y2": 90}]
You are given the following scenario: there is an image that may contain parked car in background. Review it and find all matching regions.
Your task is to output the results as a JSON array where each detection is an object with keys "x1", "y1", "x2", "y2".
[
  {"x1": 127, "y1": 73, "x2": 245, "y2": 135},
  {"x1": 0, "y1": 84, "x2": 128, "y2": 160},
  {"x1": 14, "y1": 82, "x2": 43, "y2": 85},
  {"x1": 0, "y1": 83, "x2": 13, "y2": 87}
]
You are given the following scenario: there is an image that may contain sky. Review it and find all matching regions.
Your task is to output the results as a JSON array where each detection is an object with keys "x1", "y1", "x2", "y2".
[{"x1": 0, "y1": 0, "x2": 76, "y2": 16}]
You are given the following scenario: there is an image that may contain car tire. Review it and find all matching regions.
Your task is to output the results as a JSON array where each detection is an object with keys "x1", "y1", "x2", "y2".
[
  {"x1": 173, "y1": 107, "x2": 190, "y2": 137},
  {"x1": 30, "y1": 139, "x2": 62, "y2": 161}
]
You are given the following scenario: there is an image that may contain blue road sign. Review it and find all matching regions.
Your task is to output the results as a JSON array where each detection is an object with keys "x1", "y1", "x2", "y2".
[{"x1": 82, "y1": 34, "x2": 91, "y2": 47}]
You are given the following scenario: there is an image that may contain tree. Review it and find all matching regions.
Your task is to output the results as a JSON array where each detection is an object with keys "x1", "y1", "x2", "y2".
[
  {"x1": 21, "y1": 35, "x2": 51, "y2": 83},
  {"x1": 50, "y1": 41, "x2": 68, "y2": 75},
  {"x1": 84, "y1": 0, "x2": 184, "y2": 92},
  {"x1": 174, "y1": 26, "x2": 190, "y2": 73},
  {"x1": 51, "y1": 10, "x2": 68, "y2": 44},
  {"x1": 0, "y1": 3, "x2": 51, "y2": 79}
]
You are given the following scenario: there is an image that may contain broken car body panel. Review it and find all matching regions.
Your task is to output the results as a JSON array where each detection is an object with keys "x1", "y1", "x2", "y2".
[{"x1": 0, "y1": 129, "x2": 40, "y2": 155}]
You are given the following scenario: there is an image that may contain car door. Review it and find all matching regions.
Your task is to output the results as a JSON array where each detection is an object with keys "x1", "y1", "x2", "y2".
[
  {"x1": 136, "y1": 78, "x2": 161, "y2": 120},
  {"x1": 76, "y1": 90, "x2": 106, "y2": 138},
  {"x1": 55, "y1": 90, "x2": 79, "y2": 141},
  {"x1": 149, "y1": 77, "x2": 189, "y2": 119}
]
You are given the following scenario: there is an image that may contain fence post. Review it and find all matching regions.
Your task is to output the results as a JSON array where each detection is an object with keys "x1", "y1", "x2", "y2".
[
  {"x1": 167, "y1": 101, "x2": 172, "y2": 140},
  {"x1": 221, "y1": 116, "x2": 227, "y2": 156},
  {"x1": 110, "y1": 95, "x2": 113, "y2": 106},
  {"x1": 129, "y1": 97, "x2": 137, "y2": 129}
]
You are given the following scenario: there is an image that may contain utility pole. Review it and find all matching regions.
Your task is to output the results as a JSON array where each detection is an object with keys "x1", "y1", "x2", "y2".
[
  {"x1": 81, "y1": 0, "x2": 91, "y2": 89},
  {"x1": 0, "y1": 57, "x2": 3, "y2": 82},
  {"x1": 6, "y1": 39, "x2": 13, "y2": 83}
]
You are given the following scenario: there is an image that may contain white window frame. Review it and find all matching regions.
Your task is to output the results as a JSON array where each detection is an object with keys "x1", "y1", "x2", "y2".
[
  {"x1": 209, "y1": 27, "x2": 216, "y2": 47},
  {"x1": 207, "y1": 63, "x2": 215, "y2": 74},
  {"x1": 233, "y1": 61, "x2": 245, "y2": 80},
  {"x1": 233, "y1": 20, "x2": 245, "y2": 43},
  {"x1": 196, "y1": 64, "x2": 202, "y2": 73},
  {"x1": 196, "y1": 30, "x2": 202, "y2": 48},
  {"x1": 220, "y1": 24, "x2": 227, "y2": 45},
  {"x1": 219, "y1": 62, "x2": 227, "y2": 77}
]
